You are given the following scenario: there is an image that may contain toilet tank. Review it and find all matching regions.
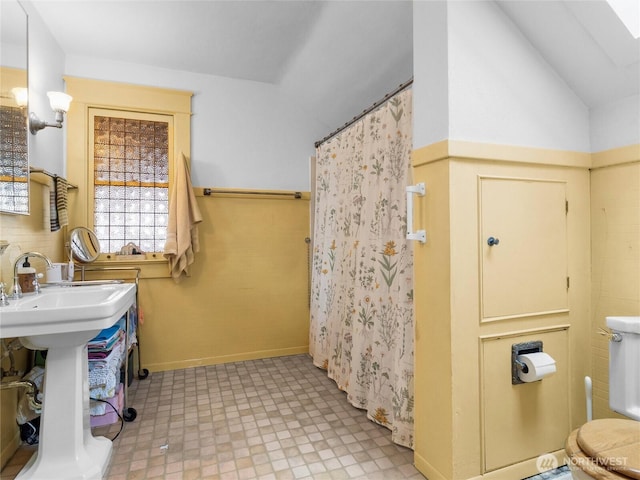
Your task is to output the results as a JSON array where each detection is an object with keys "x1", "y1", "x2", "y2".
[{"x1": 606, "y1": 316, "x2": 640, "y2": 421}]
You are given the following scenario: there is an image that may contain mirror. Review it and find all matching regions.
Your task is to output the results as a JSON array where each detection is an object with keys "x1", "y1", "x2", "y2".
[
  {"x1": 69, "y1": 227, "x2": 101, "y2": 263},
  {"x1": 0, "y1": 0, "x2": 29, "y2": 214}
]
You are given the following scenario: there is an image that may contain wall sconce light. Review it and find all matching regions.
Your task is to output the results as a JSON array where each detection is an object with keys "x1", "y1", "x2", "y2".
[
  {"x1": 29, "y1": 91, "x2": 72, "y2": 135},
  {"x1": 11, "y1": 87, "x2": 28, "y2": 108}
]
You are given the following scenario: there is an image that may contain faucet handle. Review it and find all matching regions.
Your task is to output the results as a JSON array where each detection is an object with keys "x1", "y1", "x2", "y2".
[
  {"x1": 0, "y1": 283, "x2": 9, "y2": 306},
  {"x1": 32, "y1": 273, "x2": 44, "y2": 294}
]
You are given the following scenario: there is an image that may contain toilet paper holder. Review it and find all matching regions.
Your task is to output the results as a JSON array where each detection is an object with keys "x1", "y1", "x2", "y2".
[{"x1": 511, "y1": 340, "x2": 543, "y2": 385}]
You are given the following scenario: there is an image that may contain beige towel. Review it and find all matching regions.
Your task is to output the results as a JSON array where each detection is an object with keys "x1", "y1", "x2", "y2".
[{"x1": 163, "y1": 152, "x2": 203, "y2": 282}]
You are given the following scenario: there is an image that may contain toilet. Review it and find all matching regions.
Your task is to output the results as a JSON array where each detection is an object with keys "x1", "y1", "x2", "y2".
[{"x1": 565, "y1": 316, "x2": 640, "y2": 480}]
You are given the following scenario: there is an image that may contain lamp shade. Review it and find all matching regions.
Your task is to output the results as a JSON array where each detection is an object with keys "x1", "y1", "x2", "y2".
[
  {"x1": 11, "y1": 87, "x2": 28, "y2": 107},
  {"x1": 47, "y1": 91, "x2": 72, "y2": 113}
]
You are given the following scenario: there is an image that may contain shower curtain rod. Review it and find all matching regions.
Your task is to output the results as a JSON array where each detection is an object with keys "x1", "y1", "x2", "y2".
[{"x1": 314, "y1": 77, "x2": 413, "y2": 148}]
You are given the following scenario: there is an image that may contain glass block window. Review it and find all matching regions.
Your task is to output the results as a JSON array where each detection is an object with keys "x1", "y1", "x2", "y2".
[
  {"x1": 92, "y1": 114, "x2": 170, "y2": 254},
  {"x1": 0, "y1": 105, "x2": 29, "y2": 213}
]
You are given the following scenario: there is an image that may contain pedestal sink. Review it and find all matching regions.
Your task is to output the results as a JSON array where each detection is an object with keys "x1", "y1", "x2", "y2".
[{"x1": 0, "y1": 283, "x2": 137, "y2": 480}]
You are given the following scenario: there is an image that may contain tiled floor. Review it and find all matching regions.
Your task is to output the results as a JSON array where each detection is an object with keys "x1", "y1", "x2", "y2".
[
  {"x1": 1, "y1": 354, "x2": 574, "y2": 480},
  {"x1": 2, "y1": 355, "x2": 423, "y2": 480}
]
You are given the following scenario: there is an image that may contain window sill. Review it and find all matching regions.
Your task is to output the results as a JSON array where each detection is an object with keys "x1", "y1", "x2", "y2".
[
  {"x1": 83, "y1": 253, "x2": 170, "y2": 279},
  {"x1": 99, "y1": 253, "x2": 165, "y2": 262}
]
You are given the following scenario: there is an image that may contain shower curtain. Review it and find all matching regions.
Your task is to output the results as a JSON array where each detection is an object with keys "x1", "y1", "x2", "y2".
[{"x1": 309, "y1": 88, "x2": 414, "y2": 448}]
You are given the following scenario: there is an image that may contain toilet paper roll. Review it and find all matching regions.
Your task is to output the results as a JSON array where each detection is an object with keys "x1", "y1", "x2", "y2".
[{"x1": 517, "y1": 352, "x2": 556, "y2": 383}]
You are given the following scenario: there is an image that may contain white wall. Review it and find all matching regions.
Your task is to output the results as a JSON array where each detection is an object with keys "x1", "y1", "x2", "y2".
[
  {"x1": 1, "y1": 0, "x2": 26, "y2": 69},
  {"x1": 590, "y1": 94, "x2": 640, "y2": 152},
  {"x1": 413, "y1": 1, "x2": 591, "y2": 153},
  {"x1": 64, "y1": 55, "x2": 325, "y2": 191},
  {"x1": 412, "y1": 0, "x2": 449, "y2": 149},
  {"x1": 447, "y1": 1, "x2": 590, "y2": 152},
  {"x1": 21, "y1": 0, "x2": 66, "y2": 176}
]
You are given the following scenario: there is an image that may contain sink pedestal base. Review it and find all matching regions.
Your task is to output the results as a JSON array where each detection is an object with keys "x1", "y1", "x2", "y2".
[{"x1": 17, "y1": 335, "x2": 113, "y2": 480}]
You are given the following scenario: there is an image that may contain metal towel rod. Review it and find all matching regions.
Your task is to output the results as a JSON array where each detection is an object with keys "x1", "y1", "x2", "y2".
[
  {"x1": 202, "y1": 188, "x2": 302, "y2": 199},
  {"x1": 29, "y1": 167, "x2": 77, "y2": 189}
]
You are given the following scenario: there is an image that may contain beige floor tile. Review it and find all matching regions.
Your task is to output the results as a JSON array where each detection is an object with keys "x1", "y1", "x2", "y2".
[{"x1": 0, "y1": 353, "x2": 571, "y2": 479}]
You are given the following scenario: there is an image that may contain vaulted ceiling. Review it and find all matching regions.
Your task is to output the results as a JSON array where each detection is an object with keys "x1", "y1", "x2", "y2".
[
  {"x1": 30, "y1": 0, "x2": 639, "y2": 132},
  {"x1": 496, "y1": 0, "x2": 639, "y2": 109}
]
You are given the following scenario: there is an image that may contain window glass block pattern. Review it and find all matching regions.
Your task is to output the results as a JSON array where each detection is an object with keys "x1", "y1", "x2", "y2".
[
  {"x1": 93, "y1": 116, "x2": 169, "y2": 253},
  {"x1": 0, "y1": 106, "x2": 29, "y2": 213}
]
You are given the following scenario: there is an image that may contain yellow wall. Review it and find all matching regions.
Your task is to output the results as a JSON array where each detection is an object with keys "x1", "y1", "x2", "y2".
[
  {"x1": 0, "y1": 67, "x2": 27, "y2": 109},
  {"x1": 412, "y1": 141, "x2": 592, "y2": 480},
  {"x1": 413, "y1": 159, "x2": 453, "y2": 479},
  {"x1": 80, "y1": 191, "x2": 310, "y2": 371},
  {"x1": 590, "y1": 147, "x2": 640, "y2": 419},
  {"x1": 130, "y1": 191, "x2": 310, "y2": 371},
  {"x1": 0, "y1": 181, "x2": 66, "y2": 469}
]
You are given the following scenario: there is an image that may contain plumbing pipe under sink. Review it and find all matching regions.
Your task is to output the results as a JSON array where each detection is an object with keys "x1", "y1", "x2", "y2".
[{"x1": 0, "y1": 378, "x2": 42, "y2": 411}]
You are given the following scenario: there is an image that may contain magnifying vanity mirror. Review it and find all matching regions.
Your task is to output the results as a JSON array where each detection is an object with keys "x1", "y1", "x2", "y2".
[
  {"x1": 69, "y1": 227, "x2": 101, "y2": 263},
  {"x1": 0, "y1": 0, "x2": 29, "y2": 214}
]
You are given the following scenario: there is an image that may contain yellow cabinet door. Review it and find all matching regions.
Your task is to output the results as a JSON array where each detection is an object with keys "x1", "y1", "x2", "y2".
[
  {"x1": 480, "y1": 177, "x2": 568, "y2": 321},
  {"x1": 481, "y1": 328, "x2": 570, "y2": 472}
]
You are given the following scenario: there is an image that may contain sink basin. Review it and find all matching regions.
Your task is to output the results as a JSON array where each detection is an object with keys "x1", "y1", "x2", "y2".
[
  {"x1": 0, "y1": 283, "x2": 136, "y2": 340},
  {"x1": 0, "y1": 282, "x2": 137, "y2": 480}
]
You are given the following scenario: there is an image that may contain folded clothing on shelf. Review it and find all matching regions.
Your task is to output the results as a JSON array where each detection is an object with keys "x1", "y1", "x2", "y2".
[
  {"x1": 89, "y1": 338, "x2": 123, "y2": 398},
  {"x1": 90, "y1": 383, "x2": 123, "y2": 428},
  {"x1": 88, "y1": 324, "x2": 123, "y2": 357}
]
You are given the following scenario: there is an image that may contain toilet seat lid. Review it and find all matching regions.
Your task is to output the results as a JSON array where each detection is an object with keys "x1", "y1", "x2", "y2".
[{"x1": 577, "y1": 419, "x2": 640, "y2": 480}]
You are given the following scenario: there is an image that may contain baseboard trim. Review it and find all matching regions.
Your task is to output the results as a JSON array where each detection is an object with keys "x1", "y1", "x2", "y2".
[
  {"x1": 143, "y1": 346, "x2": 310, "y2": 372},
  {"x1": 413, "y1": 451, "x2": 449, "y2": 480},
  {"x1": 414, "y1": 449, "x2": 567, "y2": 480}
]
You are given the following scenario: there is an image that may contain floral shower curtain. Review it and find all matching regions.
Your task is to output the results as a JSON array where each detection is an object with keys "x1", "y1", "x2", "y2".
[{"x1": 309, "y1": 88, "x2": 414, "y2": 448}]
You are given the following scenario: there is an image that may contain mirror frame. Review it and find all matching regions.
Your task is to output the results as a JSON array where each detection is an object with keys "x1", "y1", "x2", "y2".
[{"x1": 69, "y1": 227, "x2": 101, "y2": 263}]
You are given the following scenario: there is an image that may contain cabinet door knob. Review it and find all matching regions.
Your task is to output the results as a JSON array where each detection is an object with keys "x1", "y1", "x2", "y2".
[{"x1": 487, "y1": 236, "x2": 500, "y2": 247}]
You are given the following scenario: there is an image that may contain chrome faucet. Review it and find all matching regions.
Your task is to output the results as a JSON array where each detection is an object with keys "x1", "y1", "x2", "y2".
[{"x1": 12, "y1": 252, "x2": 53, "y2": 299}]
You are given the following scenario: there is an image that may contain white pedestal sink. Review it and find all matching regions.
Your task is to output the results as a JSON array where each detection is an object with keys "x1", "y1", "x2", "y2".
[{"x1": 0, "y1": 283, "x2": 137, "y2": 480}]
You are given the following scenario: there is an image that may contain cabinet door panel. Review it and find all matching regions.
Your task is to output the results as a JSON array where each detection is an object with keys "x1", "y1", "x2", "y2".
[
  {"x1": 480, "y1": 178, "x2": 568, "y2": 320},
  {"x1": 481, "y1": 329, "x2": 570, "y2": 472}
]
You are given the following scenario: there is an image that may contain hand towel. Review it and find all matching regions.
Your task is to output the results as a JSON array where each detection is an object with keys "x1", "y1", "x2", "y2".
[
  {"x1": 88, "y1": 325, "x2": 121, "y2": 346},
  {"x1": 55, "y1": 176, "x2": 69, "y2": 228},
  {"x1": 42, "y1": 181, "x2": 51, "y2": 231},
  {"x1": 49, "y1": 178, "x2": 60, "y2": 232},
  {"x1": 163, "y1": 152, "x2": 203, "y2": 282}
]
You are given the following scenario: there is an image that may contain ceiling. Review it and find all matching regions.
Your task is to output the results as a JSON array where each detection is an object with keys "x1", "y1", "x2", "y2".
[
  {"x1": 29, "y1": 0, "x2": 639, "y2": 132},
  {"x1": 496, "y1": 0, "x2": 639, "y2": 109}
]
